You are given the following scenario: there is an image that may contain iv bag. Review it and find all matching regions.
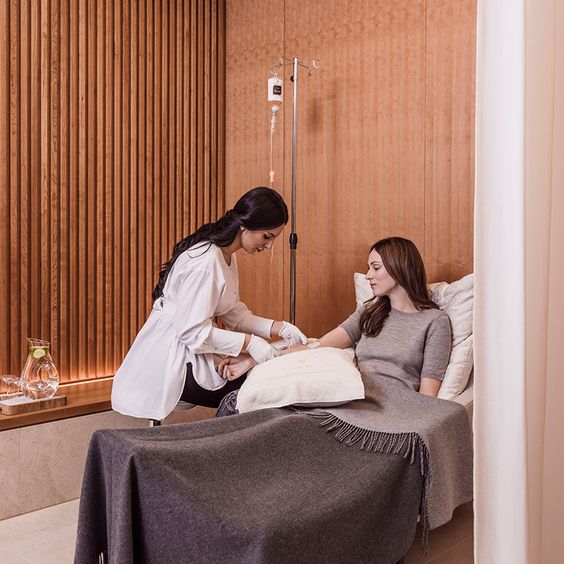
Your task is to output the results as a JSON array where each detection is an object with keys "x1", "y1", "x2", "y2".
[{"x1": 268, "y1": 77, "x2": 283, "y2": 102}]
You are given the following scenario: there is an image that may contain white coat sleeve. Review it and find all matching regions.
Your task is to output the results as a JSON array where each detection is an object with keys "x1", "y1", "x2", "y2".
[
  {"x1": 172, "y1": 269, "x2": 245, "y2": 356},
  {"x1": 220, "y1": 300, "x2": 274, "y2": 340}
]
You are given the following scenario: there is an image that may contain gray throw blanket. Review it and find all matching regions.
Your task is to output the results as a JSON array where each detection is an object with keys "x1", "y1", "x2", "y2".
[
  {"x1": 221, "y1": 373, "x2": 473, "y2": 547},
  {"x1": 299, "y1": 375, "x2": 473, "y2": 539},
  {"x1": 75, "y1": 409, "x2": 429, "y2": 564}
]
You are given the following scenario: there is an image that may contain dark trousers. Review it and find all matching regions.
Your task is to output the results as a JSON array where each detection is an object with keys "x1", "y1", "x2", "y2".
[{"x1": 180, "y1": 362, "x2": 246, "y2": 408}]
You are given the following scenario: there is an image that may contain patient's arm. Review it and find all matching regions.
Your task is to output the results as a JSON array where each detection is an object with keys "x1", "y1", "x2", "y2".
[
  {"x1": 316, "y1": 327, "x2": 353, "y2": 349},
  {"x1": 280, "y1": 327, "x2": 353, "y2": 355},
  {"x1": 419, "y1": 377, "x2": 441, "y2": 397}
]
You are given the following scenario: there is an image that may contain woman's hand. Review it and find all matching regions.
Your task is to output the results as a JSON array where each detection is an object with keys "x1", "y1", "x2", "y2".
[
  {"x1": 245, "y1": 335, "x2": 277, "y2": 363},
  {"x1": 217, "y1": 353, "x2": 257, "y2": 381},
  {"x1": 272, "y1": 321, "x2": 308, "y2": 345}
]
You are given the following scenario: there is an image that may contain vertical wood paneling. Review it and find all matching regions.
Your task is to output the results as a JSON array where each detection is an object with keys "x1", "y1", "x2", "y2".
[
  {"x1": 225, "y1": 0, "x2": 286, "y2": 326},
  {"x1": 226, "y1": 0, "x2": 476, "y2": 338},
  {"x1": 0, "y1": 0, "x2": 226, "y2": 383},
  {"x1": 30, "y1": 0, "x2": 40, "y2": 340},
  {"x1": 20, "y1": 0, "x2": 31, "y2": 359},
  {"x1": 49, "y1": 0, "x2": 59, "y2": 374},
  {"x1": 103, "y1": 0, "x2": 113, "y2": 376},
  {"x1": 68, "y1": 0, "x2": 78, "y2": 376},
  {"x1": 87, "y1": 0, "x2": 97, "y2": 374},
  {"x1": 0, "y1": 0, "x2": 9, "y2": 375},
  {"x1": 59, "y1": 0, "x2": 69, "y2": 374},
  {"x1": 77, "y1": 0, "x2": 87, "y2": 376},
  {"x1": 284, "y1": 0, "x2": 427, "y2": 337},
  {"x1": 122, "y1": 0, "x2": 131, "y2": 347},
  {"x1": 7, "y1": 0, "x2": 18, "y2": 376},
  {"x1": 95, "y1": 0, "x2": 105, "y2": 373},
  {"x1": 145, "y1": 0, "x2": 154, "y2": 321},
  {"x1": 424, "y1": 0, "x2": 476, "y2": 282}
]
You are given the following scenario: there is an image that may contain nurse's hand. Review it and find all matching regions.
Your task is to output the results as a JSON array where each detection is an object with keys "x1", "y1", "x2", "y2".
[
  {"x1": 218, "y1": 353, "x2": 257, "y2": 381},
  {"x1": 246, "y1": 335, "x2": 278, "y2": 364},
  {"x1": 278, "y1": 321, "x2": 308, "y2": 345}
]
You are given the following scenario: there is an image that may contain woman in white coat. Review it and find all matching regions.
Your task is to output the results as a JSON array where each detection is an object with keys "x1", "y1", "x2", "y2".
[{"x1": 111, "y1": 187, "x2": 307, "y2": 422}]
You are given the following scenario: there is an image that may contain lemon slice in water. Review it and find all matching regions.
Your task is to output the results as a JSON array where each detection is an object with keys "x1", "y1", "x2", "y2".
[{"x1": 31, "y1": 347, "x2": 47, "y2": 359}]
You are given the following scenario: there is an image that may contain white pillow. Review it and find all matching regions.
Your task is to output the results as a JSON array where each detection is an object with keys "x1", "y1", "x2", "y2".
[
  {"x1": 353, "y1": 272, "x2": 474, "y2": 400},
  {"x1": 430, "y1": 274, "x2": 474, "y2": 400},
  {"x1": 236, "y1": 348, "x2": 365, "y2": 413}
]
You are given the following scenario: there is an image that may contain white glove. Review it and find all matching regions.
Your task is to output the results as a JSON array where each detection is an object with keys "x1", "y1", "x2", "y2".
[
  {"x1": 246, "y1": 335, "x2": 278, "y2": 364},
  {"x1": 278, "y1": 321, "x2": 308, "y2": 345}
]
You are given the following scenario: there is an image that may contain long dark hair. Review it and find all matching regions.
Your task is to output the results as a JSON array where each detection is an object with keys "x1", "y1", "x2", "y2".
[
  {"x1": 359, "y1": 237, "x2": 438, "y2": 337},
  {"x1": 152, "y1": 187, "x2": 288, "y2": 300}
]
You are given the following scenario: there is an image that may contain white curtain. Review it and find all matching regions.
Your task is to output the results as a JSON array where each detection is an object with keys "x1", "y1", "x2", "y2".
[{"x1": 474, "y1": 1, "x2": 564, "y2": 562}]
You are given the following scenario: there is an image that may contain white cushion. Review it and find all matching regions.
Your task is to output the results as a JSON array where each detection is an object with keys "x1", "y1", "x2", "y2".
[
  {"x1": 430, "y1": 274, "x2": 474, "y2": 399},
  {"x1": 353, "y1": 272, "x2": 474, "y2": 400},
  {"x1": 236, "y1": 348, "x2": 365, "y2": 413}
]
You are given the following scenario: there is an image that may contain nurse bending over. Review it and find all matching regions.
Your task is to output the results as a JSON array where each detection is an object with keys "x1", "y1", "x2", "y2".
[{"x1": 111, "y1": 187, "x2": 307, "y2": 422}]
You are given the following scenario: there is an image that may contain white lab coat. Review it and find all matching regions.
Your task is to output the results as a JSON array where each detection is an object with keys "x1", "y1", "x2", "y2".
[{"x1": 111, "y1": 242, "x2": 273, "y2": 420}]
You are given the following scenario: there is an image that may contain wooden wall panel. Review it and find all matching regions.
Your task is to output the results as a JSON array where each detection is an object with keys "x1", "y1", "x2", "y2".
[
  {"x1": 225, "y1": 0, "x2": 286, "y2": 324},
  {"x1": 425, "y1": 0, "x2": 476, "y2": 282},
  {"x1": 0, "y1": 0, "x2": 226, "y2": 383},
  {"x1": 225, "y1": 0, "x2": 476, "y2": 337},
  {"x1": 284, "y1": 0, "x2": 427, "y2": 336}
]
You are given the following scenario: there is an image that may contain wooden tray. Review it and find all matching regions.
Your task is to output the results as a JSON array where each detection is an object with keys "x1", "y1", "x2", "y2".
[{"x1": 0, "y1": 395, "x2": 67, "y2": 415}]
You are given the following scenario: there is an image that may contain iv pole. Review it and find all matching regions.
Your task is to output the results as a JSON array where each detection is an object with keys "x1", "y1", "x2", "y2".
[
  {"x1": 269, "y1": 57, "x2": 321, "y2": 325},
  {"x1": 289, "y1": 57, "x2": 298, "y2": 325}
]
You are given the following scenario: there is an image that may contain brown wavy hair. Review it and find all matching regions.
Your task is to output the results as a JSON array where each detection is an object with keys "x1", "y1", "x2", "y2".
[{"x1": 359, "y1": 237, "x2": 438, "y2": 337}]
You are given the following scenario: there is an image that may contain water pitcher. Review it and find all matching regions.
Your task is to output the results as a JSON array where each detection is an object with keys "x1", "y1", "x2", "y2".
[{"x1": 20, "y1": 339, "x2": 60, "y2": 400}]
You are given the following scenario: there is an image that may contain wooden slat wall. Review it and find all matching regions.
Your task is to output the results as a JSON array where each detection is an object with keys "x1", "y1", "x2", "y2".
[
  {"x1": 225, "y1": 0, "x2": 476, "y2": 337},
  {"x1": 224, "y1": 0, "x2": 286, "y2": 325},
  {"x1": 0, "y1": 0, "x2": 226, "y2": 382},
  {"x1": 424, "y1": 0, "x2": 476, "y2": 282}
]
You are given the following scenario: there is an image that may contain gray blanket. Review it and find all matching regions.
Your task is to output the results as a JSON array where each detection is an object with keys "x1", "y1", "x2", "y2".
[
  {"x1": 75, "y1": 409, "x2": 428, "y2": 564},
  {"x1": 221, "y1": 373, "x2": 473, "y2": 546},
  {"x1": 299, "y1": 375, "x2": 473, "y2": 539}
]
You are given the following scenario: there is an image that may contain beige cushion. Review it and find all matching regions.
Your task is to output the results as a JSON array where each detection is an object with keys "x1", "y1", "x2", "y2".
[
  {"x1": 236, "y1": 348, "x2": 365, "y2": 413},
  {"x1": 353, "y1": 273, "x2": 474, "y2": 400},
  {"x1": 430, "y1": 274, "x2": 474, "y2": 400}
]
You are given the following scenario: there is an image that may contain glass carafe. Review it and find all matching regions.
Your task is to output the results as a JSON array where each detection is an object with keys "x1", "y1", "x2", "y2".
[{"x1": 20, "y1": 339, "x2": 60, "y2": 400}]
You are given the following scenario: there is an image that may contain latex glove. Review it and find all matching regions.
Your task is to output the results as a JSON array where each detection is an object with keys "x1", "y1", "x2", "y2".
[
  {"x1": 278, "y1": 321, "x2": 308, "y2": 346},
  {"x1": 246, "y1": 335, "x2": 278, "y2": 364}
]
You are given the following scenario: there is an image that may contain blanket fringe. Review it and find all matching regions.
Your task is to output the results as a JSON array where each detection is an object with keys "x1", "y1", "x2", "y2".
[{"x1": 303, "y1": 409, "x2": 432, "y2": 555}]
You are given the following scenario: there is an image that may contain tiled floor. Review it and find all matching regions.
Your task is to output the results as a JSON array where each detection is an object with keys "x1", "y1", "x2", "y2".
[
  {"x1": 0, "y1": 499, "x2": 473, "y2": 563},
  {"x1": 0, "y1": 499, "x2": 80, "y2": 564}
]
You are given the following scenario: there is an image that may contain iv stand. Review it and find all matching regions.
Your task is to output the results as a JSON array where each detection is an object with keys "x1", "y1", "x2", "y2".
[
  {"x1": 289, "y1": 57, "x2": 298, "y2": 325},
  {"x1": 270, "y1": 57, "x2": 321, "y2": 325}
]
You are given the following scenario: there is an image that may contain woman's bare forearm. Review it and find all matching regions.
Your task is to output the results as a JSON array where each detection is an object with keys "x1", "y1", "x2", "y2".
[{"x1": 316, "y1": 327, "x2": 353, "y2": 349}]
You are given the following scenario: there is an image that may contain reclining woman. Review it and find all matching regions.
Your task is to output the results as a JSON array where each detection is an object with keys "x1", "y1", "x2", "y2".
[
  {"x1": 77, "y1": 237, "x2": 472, "y2": 564},
  {"x1": 219, "y1": 236, "x2": 452, "y2": 398}
]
